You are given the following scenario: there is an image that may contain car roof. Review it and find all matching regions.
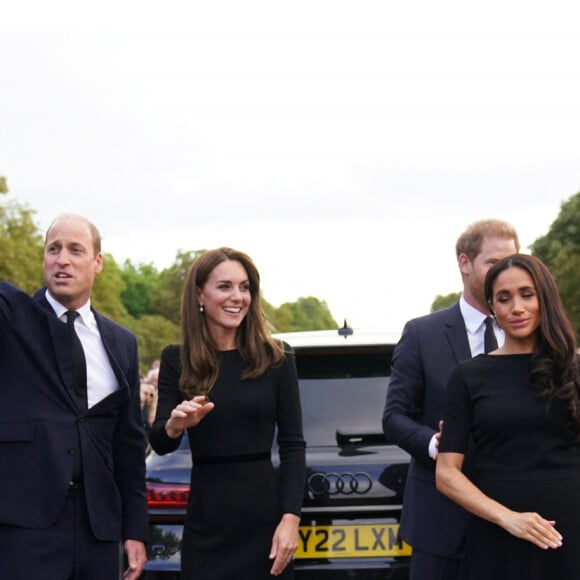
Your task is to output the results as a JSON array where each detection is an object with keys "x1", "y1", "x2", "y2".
[{"x1": 273, "y1": 327, "x2": 401, "y2": 348}]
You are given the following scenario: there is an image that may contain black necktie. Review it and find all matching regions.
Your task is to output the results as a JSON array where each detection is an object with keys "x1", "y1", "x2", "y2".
[
  {"x1": 66, "y1": 310, "x2": 88, "y2": 411},
  {"x1": 484, "y1": 316, "x2": 498, "y2": 353}
]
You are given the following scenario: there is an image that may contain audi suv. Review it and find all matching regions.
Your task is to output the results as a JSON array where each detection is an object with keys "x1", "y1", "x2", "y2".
[{"x1": 143, "y1": 327, "x2": 411, "y2": 579}]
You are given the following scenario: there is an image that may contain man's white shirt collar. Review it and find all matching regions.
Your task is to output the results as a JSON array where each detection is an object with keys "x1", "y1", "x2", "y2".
[
  {"x1": 459, "y1": 294, "x2": 488, "y2": 336},
  {"x1": 45, "y1": 290, "x2": 91, "y2": 324},
  {"x1": 459, "y1": 294, "x2": 503, "y2": 355}
]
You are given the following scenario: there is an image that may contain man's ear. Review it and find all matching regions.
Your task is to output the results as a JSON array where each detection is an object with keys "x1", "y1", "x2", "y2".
[
  {"x1": 458, "y1": 253, "x2": 472, "y2": 276},
  {"x1": 94, "y1": 252, "x2": 104, "y2": 275}
]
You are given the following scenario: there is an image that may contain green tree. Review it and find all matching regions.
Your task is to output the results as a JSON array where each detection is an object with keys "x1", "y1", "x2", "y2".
[
  {"x1": 548, "y1": 248, "x2": 580, "y2": 338},
  {"x1": 262, "y1": 296, "x2": 291, "y2": 332},
  {"x1": 94, "y1": 256, "x2": 180, "y2": 373},
  {"x1": 269, "y1": 296, "x2": 337, "y2": 332},
  {"x1": 0, "y1": 176, "x2": 8, "y2": 194},
  {"x1": 120, "y1": 260, "x2": 161, "y2": 318},
  {"x1": 0, "y1": 197, "x2": 45, "y2": 292},
  {"x1": 530, "y1": 192, "x2": 580, "y2": 265},
  {"x1": 124, "y1": 314, "x2": 179, "y2": 373},
  {"x1": 149, "y1": 250, "x2": 205, "y2": 324},
  {"x1": 431, "y1": 292, "x2": 461, "y2": 312},
  {"x1": 530, "y1": 191, "x2": 580, "y2": 339},
  {"x1": 92, "y1": 253, "x2": 131, "y2": 323}
]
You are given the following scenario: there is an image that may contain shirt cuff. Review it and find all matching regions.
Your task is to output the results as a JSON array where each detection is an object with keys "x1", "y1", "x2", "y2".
[{"x1": 428, "y1": 433, "x2": 438, "y2": 459}]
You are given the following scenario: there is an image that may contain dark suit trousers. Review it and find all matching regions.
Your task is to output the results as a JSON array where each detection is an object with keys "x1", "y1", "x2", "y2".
[{"x1": 0, "y1": 485, "x2": 120, "y2": 580}]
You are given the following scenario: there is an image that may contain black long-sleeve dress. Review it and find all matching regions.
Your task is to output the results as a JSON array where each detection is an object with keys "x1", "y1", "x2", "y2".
[
  {"x1": 150, "y1": 344, "x2": 306, "y2": 580},
  {"x1": 439, "y1": 353, "x2": 580, "y2": 579}
]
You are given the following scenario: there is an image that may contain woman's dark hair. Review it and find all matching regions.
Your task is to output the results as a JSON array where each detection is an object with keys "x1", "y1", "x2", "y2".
[
  {"x1": 179, "y1": 247, "x2": 284, "y2": 398},
  {"x1": 484, "y1": 253, "x2": 580, "y2": 435}
]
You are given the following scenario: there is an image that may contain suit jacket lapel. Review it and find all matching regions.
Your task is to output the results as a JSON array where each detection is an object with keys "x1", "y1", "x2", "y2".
[
  {"x1": 32, "y1": 289, "x2": 79, "y2": 409},
  {"x1": 443, "y1": 303, "x2": 472, "y2": 364},
  {"x1": 90, "y1": 311, "x2": 131, "y2": 412},
  {"x1": 92, "y1": 309, "x2": 130, "y2": 393}
]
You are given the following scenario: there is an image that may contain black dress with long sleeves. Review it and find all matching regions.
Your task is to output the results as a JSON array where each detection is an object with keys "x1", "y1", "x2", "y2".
[
  {"x1": 439, "y1": 353, "x2": 580, "y2": 580},
  {"x1": 150, "y1": 344, "x2": 306, "y2": 580}
]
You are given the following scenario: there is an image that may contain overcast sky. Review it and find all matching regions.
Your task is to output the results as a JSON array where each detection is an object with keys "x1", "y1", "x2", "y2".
[{"x1": 2, "y1": 1, "x2": 579, "y2": 331}]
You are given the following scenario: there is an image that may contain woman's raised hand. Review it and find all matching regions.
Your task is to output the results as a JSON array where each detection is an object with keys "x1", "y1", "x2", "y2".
[{"x1": 165, "y1": 395, "x2": 215, "y2": 438}]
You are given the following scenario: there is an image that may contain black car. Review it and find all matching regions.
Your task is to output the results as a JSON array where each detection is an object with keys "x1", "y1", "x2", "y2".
[{"x1": 143, "y1": 328, "x2": 411, "y2": 579}]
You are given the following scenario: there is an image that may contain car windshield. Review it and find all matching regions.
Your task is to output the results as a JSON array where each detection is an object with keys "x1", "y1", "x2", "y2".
[{"x1": 294, "y1": 347, "x2": 392, "y2": 447}]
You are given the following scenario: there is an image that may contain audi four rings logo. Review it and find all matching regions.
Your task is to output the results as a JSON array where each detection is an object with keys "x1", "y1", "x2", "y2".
[{"x1": 307, "y1": 472, "x2": 373, "y2": 496}]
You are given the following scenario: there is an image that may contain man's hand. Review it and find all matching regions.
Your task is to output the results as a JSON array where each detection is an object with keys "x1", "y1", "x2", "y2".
[
  {"x1": 123, "y1": 539, "x2": 147, "y2": 580},
  {"x1": 429, "y1": 420, "x2": 444, "y2": 460}
]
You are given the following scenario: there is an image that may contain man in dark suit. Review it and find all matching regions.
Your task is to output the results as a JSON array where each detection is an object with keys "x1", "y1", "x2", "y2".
[
  {"x1": 383, "y1": 219, "x2": 519, "y2": 580},
  {"x1": 0, "y1": 214, "x2": 148, "y2": 579}
]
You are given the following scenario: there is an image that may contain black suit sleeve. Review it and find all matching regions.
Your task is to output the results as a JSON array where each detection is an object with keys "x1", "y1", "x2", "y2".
[{"x1": 383, "y1": 319, "x2": 436, "y2": 462}]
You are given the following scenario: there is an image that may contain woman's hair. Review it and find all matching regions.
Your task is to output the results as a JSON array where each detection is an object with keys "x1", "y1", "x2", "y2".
[
  {"x1": 179, "y1": 247, "x2": 284, "y2": 397},
  {"x1": 484, "y1": 253, "x2": 580, "y2": 435}
]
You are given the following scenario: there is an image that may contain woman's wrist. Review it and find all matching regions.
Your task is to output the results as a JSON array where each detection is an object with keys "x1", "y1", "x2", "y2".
[
  {"x1": 281, "y1": 512, "x2": 301, "y2": 524},
  {"x1": 165, "y1": 419, "x2": 184, "y2": 439}
]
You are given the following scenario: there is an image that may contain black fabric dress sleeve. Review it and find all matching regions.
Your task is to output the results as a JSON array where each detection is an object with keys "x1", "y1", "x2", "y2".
[
  {"x1": 275, "y1": 347, "x2": 306, "y2": 516},
  {"x1": 438, "y1": 362, "x2": 472, "y2": 455},
  {"x1": 149, "y1": 344, "x2": 185, "y2": 455}
]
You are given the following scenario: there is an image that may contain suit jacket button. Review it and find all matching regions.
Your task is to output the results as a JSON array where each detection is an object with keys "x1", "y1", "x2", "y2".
[{"x1": 68, "y1": 447, "x2": 77, "y2": 455}]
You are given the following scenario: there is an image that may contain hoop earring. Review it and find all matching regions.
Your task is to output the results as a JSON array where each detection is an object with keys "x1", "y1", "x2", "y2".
[{"x1": 199, "y1": 305, "x2": 204, "y2": 313}]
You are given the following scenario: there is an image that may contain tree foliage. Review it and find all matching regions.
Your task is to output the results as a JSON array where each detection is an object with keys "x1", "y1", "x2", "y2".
[
  {"x1": 530, "y1": 192, "x2": 580, "y2": 265},
  {"x1": 149, "y1": 249, "x2": 205, "y2": 325},
  {"x1": 92, "y1": 253, "x2": 130, "y2": 323},
  {"x1": 120, "y1": 260, "x2": 160, "y2": 318},
  {"x1": 431, "y1": 292, "x2": 461, "y2": 313},
  {"x1": 0, "y1": 199, "x2": 45, "y2": 293},
  {"x1": 530, "y1": 191, "x2": 580, "y2": 339},
  {"x1": 267, "y1": 296, "x2": 337, "y2": 332},
  {"x1": 124, "y1": 314, "x2": 179, "y2": 369}
]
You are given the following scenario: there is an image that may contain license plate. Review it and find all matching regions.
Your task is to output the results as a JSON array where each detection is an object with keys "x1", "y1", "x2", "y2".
[{"x1": 296, "y1": 523, "x2": 412, "y2": 558}]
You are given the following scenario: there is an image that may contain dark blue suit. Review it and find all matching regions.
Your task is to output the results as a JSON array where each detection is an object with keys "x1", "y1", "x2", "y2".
[
  {"x1": 0, "y1": 283, "x2": 147, "y2": 572},
  {"x1": 383, "y1": 303, "x2": 472, "y2": 579}
]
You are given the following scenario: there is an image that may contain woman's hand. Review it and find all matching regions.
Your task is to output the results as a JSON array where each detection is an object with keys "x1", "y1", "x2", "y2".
[
  {"x1": 269, "y1": 513, "x2": 300, "y2": 576},
  {"x1": 437, "y1": 452, "x2": 564, "y2": 551},
  {"x1": 501, "y1": 511, "x2": 563, "y2": 550},
  {"x1": 165, "y1": 395, "x2": 214, "y2": 438}
]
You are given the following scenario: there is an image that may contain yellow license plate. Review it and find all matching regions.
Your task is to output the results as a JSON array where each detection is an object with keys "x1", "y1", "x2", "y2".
[{"x1": 296, "y1": 524, "x2": 412, "y2": 559}]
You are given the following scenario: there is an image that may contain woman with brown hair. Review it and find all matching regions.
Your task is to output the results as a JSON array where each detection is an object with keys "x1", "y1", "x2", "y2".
[
  {"x1": 436, "y1": 253, "x2": 580, "y2": 579},
  {"x1": 150, "y1": 248, "x2": 306, "y2": 579}
]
